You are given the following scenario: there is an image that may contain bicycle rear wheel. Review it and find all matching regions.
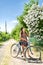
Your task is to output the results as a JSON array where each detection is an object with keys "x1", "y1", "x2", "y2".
[
  {"x1": 25, "y1": 46, "x2": 41, "y2": 60},
  {"x1": 10, "y1": 43, "x2": 20, "y2": 58}
]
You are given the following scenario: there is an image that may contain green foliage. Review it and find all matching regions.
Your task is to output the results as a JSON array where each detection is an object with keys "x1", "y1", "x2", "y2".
[
  {"x1": 11, "y1": 24, "x2": 22, "y2": 41},
  {"x1": 0, "y1": 32, "x2": 10, "y2": 42},
  {"x1": 17, "y1": 15, "x2": 28, "y2": 28},
  {"x1": 29, "y1": 0, "x2": 39, "y2": 6}
]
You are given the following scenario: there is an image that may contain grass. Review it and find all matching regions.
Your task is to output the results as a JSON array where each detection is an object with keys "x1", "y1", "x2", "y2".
[
  {"x1": 0, "y1": 39, "x2": 10, "y2": 46},
  {"x1": 0, "y1": 43, "x2": 3, "y2": 46}
]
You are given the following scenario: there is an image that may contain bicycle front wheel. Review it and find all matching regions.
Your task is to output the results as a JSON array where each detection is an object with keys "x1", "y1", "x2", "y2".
[
  {"x1": 10, "y1": 43, "x2": 20, "y2": 58},
  {"x1": 25, "y1": 46, "x2": 41, "y2": 60}
]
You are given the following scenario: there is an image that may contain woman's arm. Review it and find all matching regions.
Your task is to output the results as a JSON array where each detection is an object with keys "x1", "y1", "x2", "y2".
[
  {"x1": 26, "y1": 32, "x2": 29, "y2": 37},
  {"x1": 20, "y1": 37, "x2": 27, "y2": 42}
]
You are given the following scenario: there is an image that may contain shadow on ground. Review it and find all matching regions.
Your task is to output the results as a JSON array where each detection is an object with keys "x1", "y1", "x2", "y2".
[{"x1": 15, "y1": 56, "x2": 43, "y2": 63}]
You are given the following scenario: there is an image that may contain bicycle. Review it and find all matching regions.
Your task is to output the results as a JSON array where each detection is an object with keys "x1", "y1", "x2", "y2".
[{"x1": 10, "y1": 39, "x2": 41, "y2": 62}]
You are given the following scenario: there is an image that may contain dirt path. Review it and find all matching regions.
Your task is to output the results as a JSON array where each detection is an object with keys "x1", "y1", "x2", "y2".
[{"x1": 0, "y1": 39, "x2": 43, "y2": 65}]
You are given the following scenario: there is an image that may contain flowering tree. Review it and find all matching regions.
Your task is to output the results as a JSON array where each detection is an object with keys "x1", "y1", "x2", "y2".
[{"x1": 23, "y1": 4, "x2": 43, "y2": 46}]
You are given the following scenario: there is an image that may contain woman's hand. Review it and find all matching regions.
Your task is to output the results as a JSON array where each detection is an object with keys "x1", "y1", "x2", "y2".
[{"x1": 20, "y1": 38, "x2": 27, "y2": 42}]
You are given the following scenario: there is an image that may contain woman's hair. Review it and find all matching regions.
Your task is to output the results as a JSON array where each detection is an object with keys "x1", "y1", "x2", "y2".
[
  {"x1": 20, "y1": 27, "x2": 24, "y2": 34},
  {"x1": 20, "y1": 27, "x2": 26, "y2": 34},
  {"x1": 20, "y1": 27, "x2": 23, "y2": 31}
]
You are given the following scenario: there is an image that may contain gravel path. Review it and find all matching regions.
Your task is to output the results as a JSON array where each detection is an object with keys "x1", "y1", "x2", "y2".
[{"x1": 0, "y1": 39, "x2": 43, "y2": 65}]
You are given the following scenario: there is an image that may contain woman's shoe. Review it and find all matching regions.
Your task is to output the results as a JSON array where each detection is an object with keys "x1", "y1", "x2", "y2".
[
  {"x1": 29, "y1": 55, "x2": 33, "y2": 59},
  {"x1": 21, "y1": 54, "x2": 24, "y2": 57}
]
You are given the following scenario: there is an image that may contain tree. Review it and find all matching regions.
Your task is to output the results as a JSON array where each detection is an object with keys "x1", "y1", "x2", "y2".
[
  {"x1": 23, "y1": 4, "x2": 43, "y2": 46},
  {"x1": 11, "y1": 24, "x2": 22, "y2": 41},
  {"x1": 17, "y1": 0, "x2": 39, "y2": 28}
]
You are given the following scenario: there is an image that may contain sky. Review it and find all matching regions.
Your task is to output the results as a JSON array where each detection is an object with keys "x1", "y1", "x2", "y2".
[{"x1": 0, "y1": 0, "x2": 43, "y2": 33}]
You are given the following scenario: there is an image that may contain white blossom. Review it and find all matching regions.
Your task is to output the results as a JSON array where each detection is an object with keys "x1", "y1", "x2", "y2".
[{"x1": 23, "y1": 4, "x2": 43, "y2": 41}]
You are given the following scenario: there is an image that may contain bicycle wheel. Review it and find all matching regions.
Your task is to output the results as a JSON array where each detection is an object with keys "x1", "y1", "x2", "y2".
[
  {"x1": 10, "y1": 43, "x2": 20, "y2": 58},
  {"x1": 25, "y1": 46, "x2": 41, "y2": 60}
]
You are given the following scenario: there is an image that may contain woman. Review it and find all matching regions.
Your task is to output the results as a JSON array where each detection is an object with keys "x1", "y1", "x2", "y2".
[{"x1": 19, "y1": 27, "x2": 30, "y2": 57}]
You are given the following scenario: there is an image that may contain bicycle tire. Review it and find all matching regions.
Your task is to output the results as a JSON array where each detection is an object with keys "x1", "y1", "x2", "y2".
[
  {"x1": 10, "y1": 43, "x2": 20, "y2": 58},
  {"x1": 24, "y1": 46, "x2": 41, "y2": 60}
]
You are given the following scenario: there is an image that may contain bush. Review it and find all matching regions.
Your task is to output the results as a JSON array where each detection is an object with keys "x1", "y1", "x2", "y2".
[{"x1": 0, "y1": 32, "x2": 10, "y2": 42}]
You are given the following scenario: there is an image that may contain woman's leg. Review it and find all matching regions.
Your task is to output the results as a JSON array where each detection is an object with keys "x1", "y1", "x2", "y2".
[
  {"x1": 21, "y1": 45, "x2": 25, "y2": 57},
  {"x1": 22, "y1": 45, "x2": 24, "y2": 53}
]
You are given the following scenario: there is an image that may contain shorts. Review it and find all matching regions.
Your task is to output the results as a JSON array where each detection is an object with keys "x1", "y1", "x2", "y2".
[{"x1": 19, "y1": 41, "x2": 28, "y2": 46}]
